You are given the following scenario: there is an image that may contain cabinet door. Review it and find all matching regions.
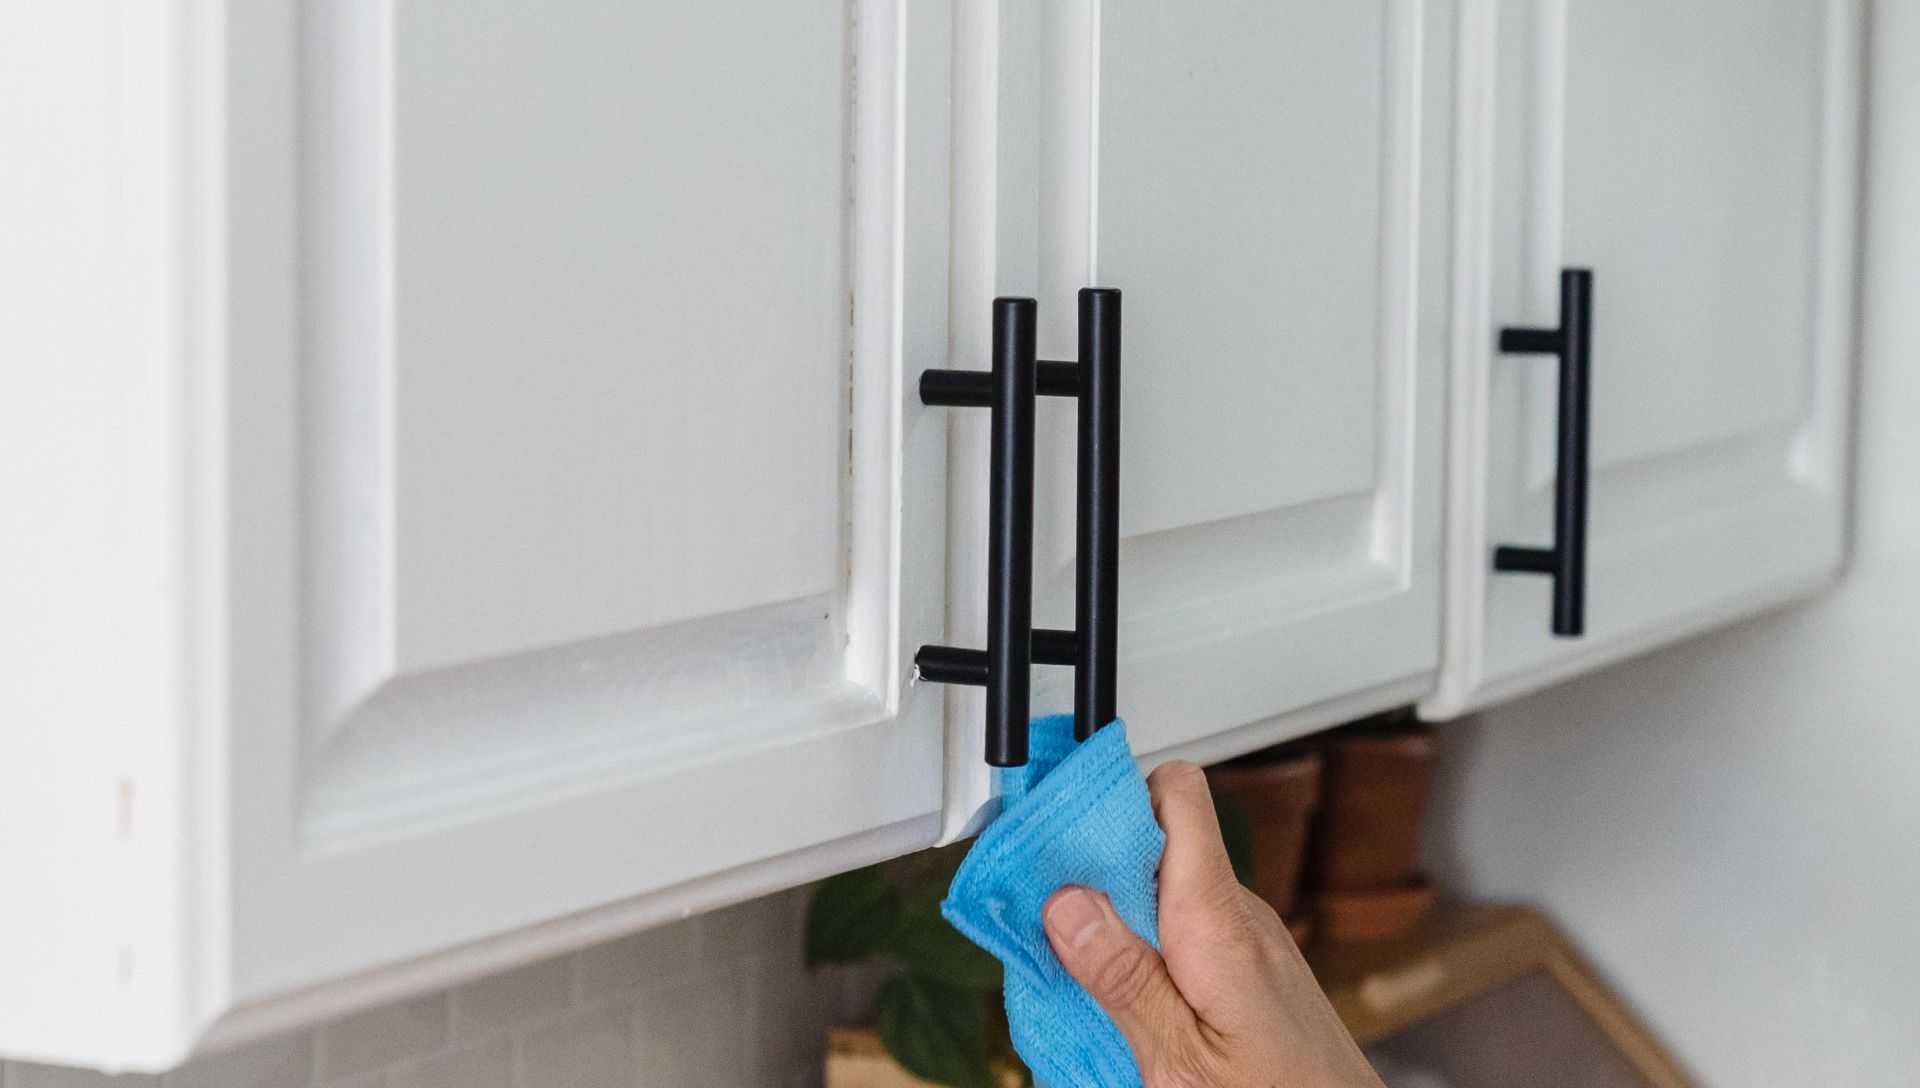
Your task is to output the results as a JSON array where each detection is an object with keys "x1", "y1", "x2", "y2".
[
  {"x1": 79, "y1": 0, "x2": 956, "y2": 1067},
  {"x1": 940, "y1": 0, "x2": 1453, "y2": 830},
  {"x1": 1424, "y1": 0, "x2": 1861, "y2": 716}
]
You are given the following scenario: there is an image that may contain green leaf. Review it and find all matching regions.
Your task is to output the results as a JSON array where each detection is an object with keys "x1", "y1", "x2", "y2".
[
  {"x1": 991, "y1": 1004, "x2": 1031, "y2": 1087},
  {"x1": 915, "y1": 839, "x2": 973, "y2": 888},
  {"x1": 805, "y1": 866, "x2": 900, "y2": 969},
  {"x1": 1213, "y1": 790, "x2": 1258, "y2": 890},
  {"x1": 883, "y1": 899, "x2": 1002, "y2": 990},
  {"x1": 875, "y1": 976, "x2": 997, "y2": 1088}
]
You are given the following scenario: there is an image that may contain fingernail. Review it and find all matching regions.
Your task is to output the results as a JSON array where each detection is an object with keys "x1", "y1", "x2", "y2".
[{"x1": 1047, "y1": 888, "x2": 1105, "y2": 949}]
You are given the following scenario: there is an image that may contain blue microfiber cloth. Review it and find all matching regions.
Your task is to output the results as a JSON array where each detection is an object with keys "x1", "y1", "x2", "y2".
[{"x1": 942, "y1": 714, "x2": 1165, "y2": 1088}]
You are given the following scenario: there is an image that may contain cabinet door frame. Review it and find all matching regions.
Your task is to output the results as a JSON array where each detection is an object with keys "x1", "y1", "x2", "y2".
[
  {"x1": 1425, "y1": 0, "x2": 1862, "y2": 718},
  {"x1": 940, "y1": 0, "x2": 1456, "y2": 837},
  {"x1": 28, "y1": 0, "x2": 955, "y2": 1069}
]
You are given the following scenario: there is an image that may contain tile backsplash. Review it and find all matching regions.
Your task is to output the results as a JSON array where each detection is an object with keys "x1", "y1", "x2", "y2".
[{"x1": 4, "y1": 886, "x2": 873, "y2": 1088}]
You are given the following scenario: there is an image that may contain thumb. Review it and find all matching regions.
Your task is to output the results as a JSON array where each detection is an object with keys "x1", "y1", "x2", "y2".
[{"x1": 1043, "y1": 887, "x2": 1199, "y2": 1068}]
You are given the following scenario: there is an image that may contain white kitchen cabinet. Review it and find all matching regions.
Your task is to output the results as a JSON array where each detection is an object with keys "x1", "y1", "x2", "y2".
[
  {"x1": 1, "y1": 0, "x2": 1866, "y2": 1071},
  {"x1": 1423, "y1": 0, "x2": 1862, "y2": 717},
  {"x1": 0, "y1": 0, "x2": 954, "y2": 1069},
  {"x1": 937, "y1": 0, "x2": 1456, "y2": 832}
]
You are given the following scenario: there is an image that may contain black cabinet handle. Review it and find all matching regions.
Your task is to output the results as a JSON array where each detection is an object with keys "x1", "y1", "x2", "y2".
[
  {"x1": 1074, "y1": 288, "x2": 1121, "y2": 741},
  {"x1": 1494, "y1": 268, "x2": 1592, "y2": 637},
  {"x1": 917, "y1": 298, "x2": 1038, "y2": 766},
  {"x1": 915, "y1": 289, "x2": 1122, "y2": 765}
]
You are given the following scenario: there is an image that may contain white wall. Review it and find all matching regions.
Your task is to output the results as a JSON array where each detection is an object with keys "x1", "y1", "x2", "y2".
[
  {"x1": 0, "y1": 888, "x2": 863, "y2": 1088},
  {"x1": 1434, "y1": 5, "x2": 1920, "y2": 1083}
]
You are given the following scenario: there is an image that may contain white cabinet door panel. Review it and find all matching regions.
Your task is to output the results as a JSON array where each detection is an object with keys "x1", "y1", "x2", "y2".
[
  {"x1": 381, "y1": 1, "x2": 864, "y2": 673},
  {"x1": 1425, "y1": 0, "x2": 1860, "y2": 715},
  {"x1": 0, "y1": 0, "x2": 953, "y2": 1069},
  {"x1": 942, "y1": 0, "x2": 1453, "y2": 832}
]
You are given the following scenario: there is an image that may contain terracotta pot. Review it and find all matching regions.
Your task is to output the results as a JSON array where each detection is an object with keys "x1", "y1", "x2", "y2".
[
  {"x1": 1314, "y1": 879, "x2": 1437, "y2": 944},
  {"x1": 1306, "y1": 723, "x2": 1439, "y2": 894},
  {"x1": 1207, "y1": 748, "x2": 1322, "y2": 924}
]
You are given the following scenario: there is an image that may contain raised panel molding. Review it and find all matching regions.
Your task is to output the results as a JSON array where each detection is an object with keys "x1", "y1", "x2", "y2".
[
  {"x1": 293, "y1": 0, "x2": 874, "y2": 820},
  {"x1": 1424, "y1": 0, "x2": 1860, "y2": 717},
  {"x1": 77, "y1": 0, "x2": 955, "y2": 1068}
]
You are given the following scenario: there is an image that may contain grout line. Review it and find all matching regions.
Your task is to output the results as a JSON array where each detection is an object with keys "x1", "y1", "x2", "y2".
[
  {"x1": 565, "y1": 950, "x2": 588, "y2": 1008},
  {"x1": 626, "y1": 1001, "x2": 647, "y2": 1088},
  {"x1": 506, "y1": 1032, "x2": 526, "y2": 1088},
  {"x1": 738, "y1": 953, "x2": 768, "y2": 1085},
  {"x1": 311, "y1": 1023, "x2": 330, "y2": 1084},
  {"x1": 554, "y1": 958, "x2": 579, "y2": 1017}
]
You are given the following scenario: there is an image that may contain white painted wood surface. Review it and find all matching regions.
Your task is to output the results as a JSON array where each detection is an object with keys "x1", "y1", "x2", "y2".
[
  {"x1": 0, "y1": 1, "x2": 179, "y2": 1069},
  {"x1": 0, "y1": 0, "x2": 1866, "y2": 1069},
  {"x1": 0, "y1": 0, "x2": 953, "y2": 1069},
  {"x1": 941, "y1": 0, "x2": 1455, "y2": 833},
  {"x1": 1425, "y1": 0, "x2": 1861, "y2": 716}
]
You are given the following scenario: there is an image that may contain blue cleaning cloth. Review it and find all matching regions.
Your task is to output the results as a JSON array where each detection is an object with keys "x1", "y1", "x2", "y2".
[{"x1": 942, "y1": 715, "x2": 1165, "y2": 1087}]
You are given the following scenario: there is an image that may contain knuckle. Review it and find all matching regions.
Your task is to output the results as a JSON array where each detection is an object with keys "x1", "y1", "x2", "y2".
[
  {"x1": 1149, "y1": 1039, "x2": 1227, "y2": 1088},
  {"x1": 1205, "y1": 886, "x2": 1284, "y2": 959},
  {"x1": 1093, "y1": 941, "x2": 1163, "y2": 1011},
  {"x1": 1148, "y1": 760, "x2": 1207, "y2": 798},
  {"x1": 1242, "y1": 886, "x2": 1285, "y2": 929},
  {"x1": 1197, "y1": 869, "x2": 1256, "y2": 922},
  {"x1": 1245, "y1": 895, "x2": 1298, "y2": 953},
  {"x1": 1217, "y1": 915, "x2": 1269, "y2": 963}
]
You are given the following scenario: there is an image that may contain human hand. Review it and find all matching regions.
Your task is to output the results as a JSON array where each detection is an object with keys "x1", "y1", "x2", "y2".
[{"x1": 1042, "y1": 761, "x2": 1384, "y2": 1087}]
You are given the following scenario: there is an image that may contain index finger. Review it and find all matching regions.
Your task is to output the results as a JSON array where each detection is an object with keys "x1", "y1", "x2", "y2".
[{"x1": 1146, "y1": 761, "x2": 1241, "y2": 909}]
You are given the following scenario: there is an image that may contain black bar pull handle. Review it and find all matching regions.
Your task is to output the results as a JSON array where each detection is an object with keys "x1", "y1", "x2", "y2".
[
  {"x1": 1074, "y1": 288, "x2": 1121, "y2": 740},
  {"x1": 915, "y1": 290, "x2": 1124, "y2": 765},
  {"x1": 916, "y1": 298, "x2": 1037, "y2": 766},
  {"x1": 1493, "y1": 268, "x2": 1592, "y2": 637},
  {"x1": 982, "y1": 300, "x2": 1038, "y2": 763}
]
